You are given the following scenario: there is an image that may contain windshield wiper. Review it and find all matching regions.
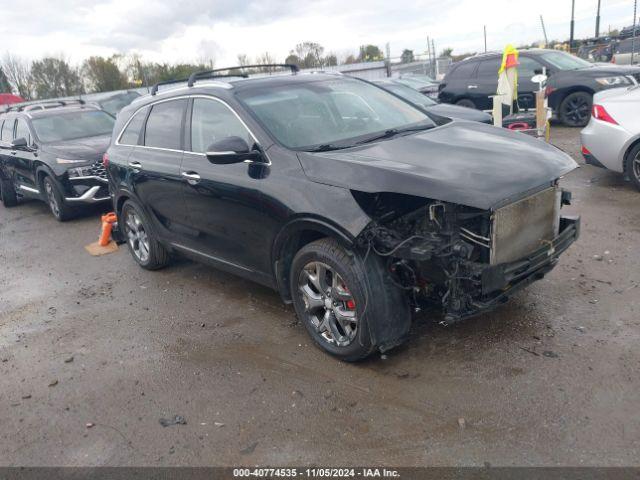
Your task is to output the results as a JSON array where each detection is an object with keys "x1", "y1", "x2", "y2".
[
  {"x1": 356, "y1": 124, "x2": 435, "y2": 146},
  {"x1": 303, "y1": 143, "x2": 353, "y2": 152},
  {"x1": 355, "y1": 129, "x2": 401, "y2": 145}
]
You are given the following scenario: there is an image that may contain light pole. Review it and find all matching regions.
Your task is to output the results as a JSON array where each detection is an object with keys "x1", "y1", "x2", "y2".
[
  {"x1": 570, "y1": 0, "x2": 576, "y2": 51},
  {"x1": 595, "y1": 0, "x2": 601, "y2": 37},
  {"x1": 632, "y1": 0, "x2": 638, "y2": 65}
]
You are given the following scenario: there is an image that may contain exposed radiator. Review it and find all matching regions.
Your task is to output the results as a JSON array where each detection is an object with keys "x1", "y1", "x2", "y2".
[{"x1": 490, "y1": 186, "x2": 560, "y2": 265}]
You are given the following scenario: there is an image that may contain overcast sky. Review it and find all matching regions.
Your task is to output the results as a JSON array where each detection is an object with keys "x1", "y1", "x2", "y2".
[{"x1": 1, "y1": 0, "x2": 636, "y2": 65}]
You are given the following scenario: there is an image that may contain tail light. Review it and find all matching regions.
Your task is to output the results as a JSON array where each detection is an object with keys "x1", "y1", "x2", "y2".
[
  {"x1": 581, "y1": 146, "x2": 591, "y2": 155},
  {"x1": 592, "y1": 104, "x2": 618, "y2": 125},
  {"x1": 102, "y1": 152, "x2": 109, "y2": 168}
]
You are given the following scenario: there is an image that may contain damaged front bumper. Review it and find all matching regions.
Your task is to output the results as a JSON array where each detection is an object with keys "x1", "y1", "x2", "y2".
[{"x1": 446, "y1": 215, "x2": 580, "y2": 322}]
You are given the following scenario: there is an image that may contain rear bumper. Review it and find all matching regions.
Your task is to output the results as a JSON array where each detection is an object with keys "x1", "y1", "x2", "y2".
[{"x1": 447, "y1": 215, "x2": 580, "y2": 321}]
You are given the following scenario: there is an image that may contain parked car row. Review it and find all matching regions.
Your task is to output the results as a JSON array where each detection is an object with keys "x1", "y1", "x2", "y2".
[
  {"x1": 2, "y1": 64, "x2": 581, "y2": 361},
  {"x1": 438, "y1": 48, "x2": 640, "y2": 127}
]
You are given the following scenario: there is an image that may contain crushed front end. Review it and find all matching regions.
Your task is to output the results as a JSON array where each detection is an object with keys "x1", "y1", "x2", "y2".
[{"x1": 354, "y1": 184, "x2": 579, "y2": 323}]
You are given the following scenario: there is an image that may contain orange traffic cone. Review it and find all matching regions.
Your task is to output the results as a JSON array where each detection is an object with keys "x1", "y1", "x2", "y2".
[
  {"x1": 99, "y1": 212, "x2": 118, "y2": 246},
  {"x1": 85, "y1": 212, "x2": 119, "y2": 256}
]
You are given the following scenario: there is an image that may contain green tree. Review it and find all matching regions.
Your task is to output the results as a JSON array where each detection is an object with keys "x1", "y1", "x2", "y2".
[
  {"x1": 31, "y1": 57, "x2": 82, "y2": 99},
  {"x1": 82, "y1": 56, "x2": 128, "y2": 93},
  {"x1": 324, "y1": 53, "x2": 338, "y2": 67},
  {"x1": 0, "y1": 67, "x2": 10, "y2": 93},
  {"x1": 439, "y1": 47, "x2": 454, "y2": 58},
  {"x1": 293, "y1": 42, "x2": 325, "y2": 68},
  {"x1": 400, "y1": 49, "x2": 415, "y2": 63},
  {"x1": 358, "y1": 45, "x2": 384, "y2": 62},
  {"x1": 285, "y1": 52, "x2": 302, "y2": 68}
]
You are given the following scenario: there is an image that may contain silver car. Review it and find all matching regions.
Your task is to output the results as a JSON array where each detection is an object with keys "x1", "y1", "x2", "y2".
[{"x1": 580, "y1": 86, "x2": 640, "y2": 190}]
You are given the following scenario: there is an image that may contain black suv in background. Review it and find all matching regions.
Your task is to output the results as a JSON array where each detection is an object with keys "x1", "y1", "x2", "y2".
[
  {"x1": 438, "y1": 49, "x2": 640, "y2": 126},
  {"x1": 0, "y1": 101, "x2": 115, "y2": 220},
  {"x1": 107, "y1": 65, "x2": 579, "y2": 361}
]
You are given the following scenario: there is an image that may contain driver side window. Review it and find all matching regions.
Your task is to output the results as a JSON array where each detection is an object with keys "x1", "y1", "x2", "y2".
[
  {"x1": 15, "y1": 119, "x2": 32, "y2": 146},
  {"x1": 190, "y1": 98, "x2": 252, "y2": 154}
]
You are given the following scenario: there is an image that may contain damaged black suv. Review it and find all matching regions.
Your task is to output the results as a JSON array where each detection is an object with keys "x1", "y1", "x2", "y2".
[
  {"x1": 0, "y1": 100, "x2": 115, "y2": 220},
  {"x1": 106, "y1": 65, "x2": 580, "y2": 361}
]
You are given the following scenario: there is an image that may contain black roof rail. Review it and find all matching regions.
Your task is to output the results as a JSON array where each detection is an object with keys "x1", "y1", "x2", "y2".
[
  {"x1": 187, "y1": 64, "x2": 299, "y2": 87},
  {"x1": 3, "y1": 98, "x2": 86, "y2": 113},
  {"x1": 150, "y1": 77, "x2": 189, "y2": 96},
  {"x1": 149, "y1": 73, "x2": 252, "y2": 96}
]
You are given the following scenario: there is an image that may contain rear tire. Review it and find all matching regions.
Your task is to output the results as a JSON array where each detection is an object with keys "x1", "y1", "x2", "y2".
[
  {"x1": 0, "y1": 176, "x2": 18, "y2": 207},
  {"x1": 624, "y1": 143, "x2": 640, "y2": 192},
  {"x1": 121, "y1": 200, "x2": 170, "y2": 270},
  {"x1": 42, "y1": 176, "x2": 75, "y2": 221},
  {"x1": 456, "y1": 98, "x2": 477, "y2": 109},
  {"x1": 559, "y1": 91, "x2": 592, "y2": 127}
]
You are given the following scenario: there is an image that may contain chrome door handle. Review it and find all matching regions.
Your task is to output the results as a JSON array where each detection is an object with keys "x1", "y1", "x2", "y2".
[
  {"x1": 128, "y1": 161, "x2": 142, "y2": 168},
  {"x1": 181, "y1": 171, "x2": 201, "y2": 184},
  {"x1": 467, "y1": 85, "x2": 478, "y2": 89}
]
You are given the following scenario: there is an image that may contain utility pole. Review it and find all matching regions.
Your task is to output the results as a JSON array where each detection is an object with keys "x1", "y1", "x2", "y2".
[
  {"x1": 570, "y1": 0, "x2": 576, "y2": 51},
  {"x1": 632, "y1": 0, "x2": 638, "y2": 65},
  {"x1": 595, "y1": 0, "x2": 601, "y2": 37},
  {"x1": 540, "y1": 15, "x2": 549, "y2": 45},
  {"x1": 484, "y1": 25, "x2": 487, "y2": 52},
  {"x1": 432, "y1": 38, "x2": 437, "y2": 78}
]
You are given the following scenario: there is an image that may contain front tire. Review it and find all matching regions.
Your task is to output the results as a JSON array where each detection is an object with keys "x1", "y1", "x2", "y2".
[
  {"x1": 559, "y1": 91, "x2": 592, "y2": 127},
  {"x1": 0, "y1": 176, "x2": 18, "y2": 207},
  {"x1": 624, "y1": 143, "x2": 640, "y2": 192},
  {"x1": 121, "y1": 200, "x2": 170, "y2": 270},
  {"x1": 42, "y1": 176, "x2": 75, "y2": 221}
]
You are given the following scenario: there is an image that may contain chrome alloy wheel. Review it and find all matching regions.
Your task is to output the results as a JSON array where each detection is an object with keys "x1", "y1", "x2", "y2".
[
  {"x1": 124, "y1": 210, "x2": 150, "y2": 263},
  {"x1": 633, "y1": 150, "x2": 640, "y2": 182},
  {"x1": 297, "y1": 261, "x2": 358, "y2": 347},
  {"x1": 44, "y1": 180, "x2": 60, "y2": 217}
]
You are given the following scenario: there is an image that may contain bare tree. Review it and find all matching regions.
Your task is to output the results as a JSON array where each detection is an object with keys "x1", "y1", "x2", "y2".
[{"x1": 1, "y1": 53, "x2": 33, "y2": 99}]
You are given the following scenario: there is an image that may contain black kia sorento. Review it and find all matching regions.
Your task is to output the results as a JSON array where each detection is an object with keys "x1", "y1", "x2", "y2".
[
  {"x1": 0, "y1": 100, "x2": 115, "y2": 220},
  {"x1": 106, "y1": 65, "x2": 580, "y2": 361}
]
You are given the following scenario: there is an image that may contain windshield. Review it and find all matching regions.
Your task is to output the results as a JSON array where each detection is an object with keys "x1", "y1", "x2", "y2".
[
  {"x1": 32, "y1": 110, "x2": 115, "y2": 143},
  {"x1": 237, "y1": 78, "x2": 434, "y2": 149},
  {"x1": 380, "y1": 82, "x2": 438, "y2": 108},
  {"x1": 540, "y1": 51, "x2": 593, "y2": 70},
  {"x1": 396, "y1": 77, "x2": 435, "y2": 89},
  {"x1": 98, "y1": 92, "x2": 140, "y2": 116}
]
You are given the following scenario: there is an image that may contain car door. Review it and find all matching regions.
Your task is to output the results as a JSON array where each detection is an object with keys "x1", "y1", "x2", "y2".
[
  {"x1": 11, "y1": 117, "x2": 39, "y2": 195},
  {"x1": 178, "y1": 96, "x2": 271, "y2": 275},
  {"x1": 442, "y1": 61, "x2": 479, "y2": 106},
  {"x1": 130, "y1": 98, "x2": 190, "y2": 241},
  {"x1": 517, "y1": 56, "x2": 546, "y2": 110},
  {"x1": 0, "y1": 118, "x2": 16, "y2": 184},
  {"x1": 474, "y1": 57, "x2": 502, "y2": 110}
]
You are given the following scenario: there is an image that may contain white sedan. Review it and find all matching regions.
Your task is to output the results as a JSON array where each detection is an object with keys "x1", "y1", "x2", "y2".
[{"x1": 580, "y1": 86, "x2": 640, "y2": 190}]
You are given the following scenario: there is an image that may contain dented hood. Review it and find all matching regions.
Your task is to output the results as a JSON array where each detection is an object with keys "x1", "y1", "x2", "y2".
[{"x1": 297, "y1": 121, "x2": 577, "y2": 210}]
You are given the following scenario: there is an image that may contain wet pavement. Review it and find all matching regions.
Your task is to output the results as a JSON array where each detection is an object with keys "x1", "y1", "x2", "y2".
[{"x1": 0, "y1": 127, "x2": 639, "y2": 466}]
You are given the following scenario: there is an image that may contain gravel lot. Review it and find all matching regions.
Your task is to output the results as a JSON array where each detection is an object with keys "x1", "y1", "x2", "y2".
[{"x1": 1, "y1": 126, "x2": 638, "y2": 467}]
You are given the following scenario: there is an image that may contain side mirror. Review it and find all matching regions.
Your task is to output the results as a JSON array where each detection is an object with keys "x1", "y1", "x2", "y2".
[
  {"x1": 531, "y1": 74, "x2": 548, "y2": 85},
  {"x1": 11, "y1": 137, "x2": 28, "y2": 149},
  {"x1": 205, "y1": 136, "x2": 262, "y2": 165}
]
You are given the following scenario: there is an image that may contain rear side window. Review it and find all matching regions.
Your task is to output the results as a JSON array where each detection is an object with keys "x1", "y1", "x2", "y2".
[
  {"x1": 144, "y1": 99, "x2": 187, "y2": 150},
  {"x1": 477, "y1": 58, "x2": 501, "y2": 77},
  {"x1": 1, "y1": 118, "x2": 14, "y2": 141},
  {"x1": 190, "y1": 98, "x2": 251, "y2": 153},
  {"x1": 119, "y1": 108, "x2": 147, "y2": 146},
  {"x1": 449, "y1": 61, "x2": 477, "y2": 79}
]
